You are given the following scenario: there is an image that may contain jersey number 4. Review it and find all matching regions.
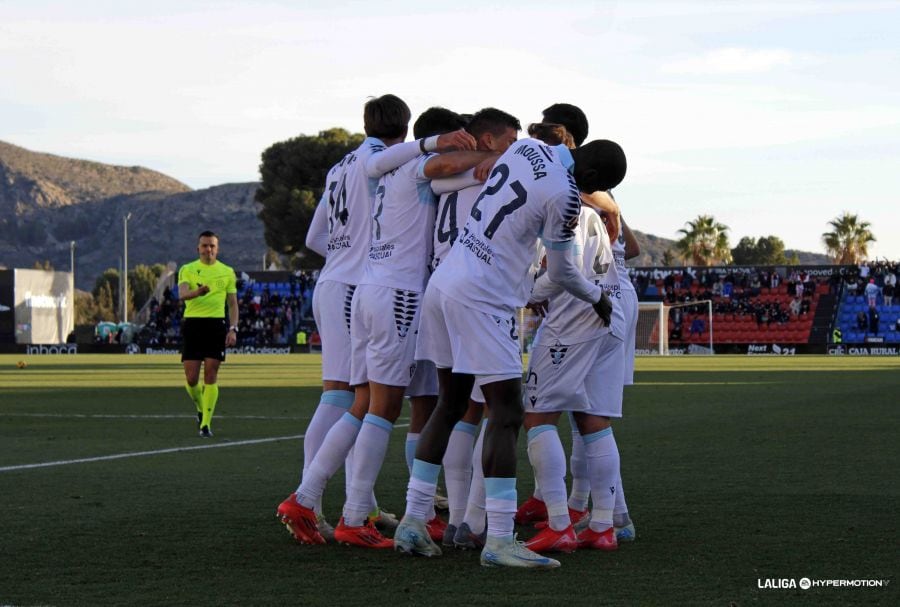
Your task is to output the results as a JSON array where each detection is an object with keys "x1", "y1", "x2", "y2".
[
  {"x1": 470, "y1": 164, "x2": 527, "y2": 239},
  {"x1": 435, "y1": 191, "x2": 459, "y2": 245}
]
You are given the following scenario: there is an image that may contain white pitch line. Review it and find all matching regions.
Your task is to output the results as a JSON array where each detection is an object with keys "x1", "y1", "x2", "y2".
[
  {"x1": 1, "y1": 413, "x2": 308, "y2": 420},
  {"x1": 0, "y1": 434, "x2": 306, "y2": 472},
  {"x1": 0, "y1": 423, "x2": 409, "y2": 473}
]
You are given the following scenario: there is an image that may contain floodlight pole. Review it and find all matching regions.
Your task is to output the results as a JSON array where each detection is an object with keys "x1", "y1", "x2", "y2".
[
  {"x1": 70, "y1": 241, "x2": 76, "y2": 287},
  {"x1": 123, "y1": 212, "x2": 132, "y2": 323}
]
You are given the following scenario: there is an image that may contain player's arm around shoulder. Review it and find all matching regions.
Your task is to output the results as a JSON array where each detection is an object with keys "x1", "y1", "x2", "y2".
[
  {"x1": 422, "y1": 150, "x2": 497, "y2": 180},
  {"x1": 580, "y1": 191, "x2": 620, "y2": 243},
  {"x1": 621, "y1": 217, "x2": 640, "y2": 259},
  {"x1": 365, "y1": 129, "x2": 476, "y2": 179}
]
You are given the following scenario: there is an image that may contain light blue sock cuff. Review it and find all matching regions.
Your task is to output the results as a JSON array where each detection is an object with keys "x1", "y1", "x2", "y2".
[
  {"x1": 411, "y1": 459, "x2": 441, "y2": 484},
  {"x1": 453, "y1": 421, "x2": 479, "y2": 437},
  {"x1": 582, "y1": 427, "x2": 613, "y2": 444},
  {"x1": 484, "y1": 477, "x2": 517, "y2": 502},
  {"x1": 526, "y1": 424, "x2": 557, "y2": 442},
  {"x1": 363, "y1": 413, "x2": 393, "y2": 432},
  {"x1": 340, "y1": 411, "x2": 363, "y2": 430},
  {"x1": 321, "y1": 390, "x2": 354, "y2": 409}
]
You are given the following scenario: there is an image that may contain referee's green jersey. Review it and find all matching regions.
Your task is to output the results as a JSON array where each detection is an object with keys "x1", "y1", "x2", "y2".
[{"x1": 178, "y1": 259, "x2": 237, "y2": 318}]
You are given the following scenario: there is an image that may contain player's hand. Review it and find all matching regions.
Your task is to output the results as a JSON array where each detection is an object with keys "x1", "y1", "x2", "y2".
[
  {"x1": 526, "y1": 299, "x2": 549, "y2": 317},
  {"x1": 435, "y1": 128, "x2": 477, "y2": 152},
  {"x1": 593, "y1": 291, "x2": 613, "y2": 326},
  {"x1": 196, "y1": 285, "x2": 210, "y2": 297},
  {"x1": 225, "y1": 329, "x2": 237, "y2": 347},
  {"x1": 473, "y1": 153, "x2": 500, "y2": 182}
]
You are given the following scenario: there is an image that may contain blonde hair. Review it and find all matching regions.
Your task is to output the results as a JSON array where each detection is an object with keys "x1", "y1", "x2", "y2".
[{"x1": 527, "y1": 122, "x2": 575, "y2": 148}]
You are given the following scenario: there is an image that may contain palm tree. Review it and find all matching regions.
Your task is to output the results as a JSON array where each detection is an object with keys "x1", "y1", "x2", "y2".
[
  {"x1": 676, "y1": 215, "x2": 732, "y2": 266},
  {"x1": 822, "y1": 212, "x2": 876, "y2": 264},
  {"x1": 661, "y1": 249, "x2": 677, "y2": 267}
]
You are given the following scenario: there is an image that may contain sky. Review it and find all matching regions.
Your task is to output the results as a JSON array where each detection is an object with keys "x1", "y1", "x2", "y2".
[{"x1": 2, "y1": 0, "x2": 899, "y2": 259}]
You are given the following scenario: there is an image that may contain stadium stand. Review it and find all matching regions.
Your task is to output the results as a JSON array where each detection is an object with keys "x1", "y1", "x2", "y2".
[
  {"x1": 630, "y1": 267, "x2": 832, "y2": 345},
  {"x1": 133, "y1": 270, "x2": 319, "y2": 348},
  {"x1": 834, "y1": 259, "x2": 900, "y2": 343}
]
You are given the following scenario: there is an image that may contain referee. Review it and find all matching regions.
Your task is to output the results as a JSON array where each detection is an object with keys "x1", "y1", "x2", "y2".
[{"x1": 178, "y1": 230, "x2": 239, "y2": 437}]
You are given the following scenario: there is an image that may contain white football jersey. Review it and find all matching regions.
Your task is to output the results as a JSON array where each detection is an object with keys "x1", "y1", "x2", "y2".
[
  {"x1": 429, "y1": 138, "x2": 586, "y2": 317},
  {"x1": 533, "y1": 207, "x2": 626, "y2": 345},
  {"x1": 431, "y1": 181, "x2": 481, "y2": 272},
  {"x1": 359, "y1": 154, "x2": 437, "y2": 292},
  {"x1": 316, "y1": 138, "x2": 384, "y2": 285},
  {"x1": 316, "y1": 137, "x2": 427, "y2": 285}
]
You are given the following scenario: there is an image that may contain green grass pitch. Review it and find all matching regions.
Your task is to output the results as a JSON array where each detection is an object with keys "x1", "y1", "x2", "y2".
[{"x1": 1, "y1": 354, "x2": 897, "y2": 606}]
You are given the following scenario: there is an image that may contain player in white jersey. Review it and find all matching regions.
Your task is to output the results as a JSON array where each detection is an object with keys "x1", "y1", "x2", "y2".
[
  {"x1": 334, "y1": 107, "x2": 496, "y2": 548},
  {"x1": 515, "y1": 104, "x2": 640, "y2": 544},
  {"x1": 394, "y1": 136, "x2": 626, "y2": 569},
  {"x1": 521, "y1": 194, "x2": 627, "y2": 554},
  {"x1": 596, "y1": 193, "x2": 641, "y2": 543},
  {"x1": 425, "y1": 108, "x2": 522, "y2": 548},
  {"x1": 277, "y1": 96, "x2": 477, "y2": 545}
]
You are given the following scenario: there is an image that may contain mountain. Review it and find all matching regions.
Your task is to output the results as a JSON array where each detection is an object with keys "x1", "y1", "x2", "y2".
[
  {"x1": 0, "y1": 140, "x2": 189, "y2": 208},
  {"x1": 0, "y1": 140, "x2": 266, "y2": 288}
]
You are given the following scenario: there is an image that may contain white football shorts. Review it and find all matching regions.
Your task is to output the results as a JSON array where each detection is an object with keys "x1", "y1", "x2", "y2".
[
  {"x1": 415, "y1": 285, "x2": 522, "y2": 379},
  {"x1": 621, "y1": 287, "x2": 638, "y2": 386},
  {"x1": 312, "y1": 279, "x2": 355, "y2": 383},
  {"x1": 349, "y1": 284, "x2": 421, "y2": 387},
  {"x1": 524, "y1": 333, "x2": 625, "y2": 418},
  {"x1": 406, "y1": 359, "x2": 438, "y2": 398},
  {"x1": 405, "y1": 359, "x2": 486, "y2": 403}
]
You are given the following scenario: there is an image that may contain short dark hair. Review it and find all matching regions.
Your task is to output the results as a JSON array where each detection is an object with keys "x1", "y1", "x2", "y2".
[
  {"x1": 466, "y1": 107, "x2": 521, "y2": 139},
  {"x1": 412, "y1": 106, "x2": 467, "y2": 140},
  {"x1": 364, "y1": 94, "x2": 412, "y2": 140},
  {"x1": 542, "y1": 103, "x2": 589, "y2": 146},
  {"x1": 570, "y1": 139, "x2": 626, "y2": 193},
  {"x1": 198, "y1": 230, "x2": 218, "y2": 241}
]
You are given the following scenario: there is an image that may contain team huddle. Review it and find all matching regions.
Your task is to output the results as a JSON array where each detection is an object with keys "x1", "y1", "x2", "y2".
[{"x1": 275, "y1": 94, "x2": 639, "y2": 569}]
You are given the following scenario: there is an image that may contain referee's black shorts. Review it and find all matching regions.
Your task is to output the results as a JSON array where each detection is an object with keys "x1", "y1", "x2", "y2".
[{"x1": 181, "y1": 317, "x2": 227, "y2": 362}]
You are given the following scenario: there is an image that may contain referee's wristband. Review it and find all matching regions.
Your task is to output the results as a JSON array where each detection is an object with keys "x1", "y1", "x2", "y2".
[{"x1": 228, "y1": 326, "x2": 238, "y2": 332}]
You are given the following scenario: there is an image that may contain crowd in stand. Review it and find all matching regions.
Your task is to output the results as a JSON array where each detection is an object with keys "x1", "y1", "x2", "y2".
[
  {"x1": 837, "y1": 260, "x2": 899, "y2": 340},
  {"x1": 840, "y1": 260, "x2": 898, "y2": 305},
  {"x1": 123, "y1": 262, "x2": 898, "y2": 348},
  {"x1": 134, "y1": 271, "x2": 319, "y2": 348},
  {"x1": 631, "y1": 266, "x2": 823, "y2": 311}
]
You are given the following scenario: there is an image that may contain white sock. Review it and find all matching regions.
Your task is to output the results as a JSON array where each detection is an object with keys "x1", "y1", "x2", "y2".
[
  {"x1": 526, "y1": 425, "x2": 569, "y2": 531},
  {"x1": 442, "y1": 421, "x2": 477, "y2": 527},
  {"x1": 302, "y1": 390, "x2": 353, "y2": 513},
  {"x1": 613, "y1": 473, "x2": 631, "y2": 527},
  {"x1": 343, "y1": 414, "x2": 393, "y2": 527},
  {"x1": 584, "y1": 427, "x2": 620, "y2": 532},
  {"x1": 463, "y1": 420, "x2": 487, "y2": 534},
  {"x1": 296, "y1": 412, "x2": 361, "y2": 509},
  {"x1": 405, "y1": 459, "x2": 440, "y2": 522},
  {"x1": 568, "y1": 426, "x2": 590, "y2": 511},
  {"x1": 484, "y1": 477, "x2": 516, "y2": 539},
  {"x1": 303, "y1": 390, "x2": 353, "y2": 478},
  {"x1": 344, "y1": 445, "x2": 355, "y2": 504},
  {"x1": 405, "y1": 432, "x2": 419, "y2": 474}
]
